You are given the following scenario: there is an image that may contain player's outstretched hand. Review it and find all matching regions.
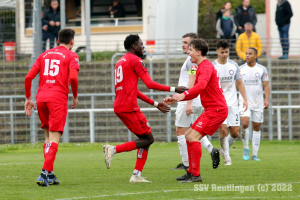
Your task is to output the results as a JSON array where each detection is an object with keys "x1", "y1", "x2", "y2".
[
  {"x1": 175, "y1": 86, "x2": 188, "y2": 93},
  {"x1": 264, "y1": 100, "x2": 269, "y2": 109},
  {"x1": 163, "y1": 97, "x2": 176, "y2": 105},
  {"x1": 72, "y1": 97, "x2": 79, "y2": 109},
  {"x1": 157, "y1": 102, "x2": 170, "y2": 114},
  {"x1": 243, "y1": 101, "x2": 248, "y2": 112},
  {"x1": 25, "y1": 98, "x2": 36, "y2": 116},
  {"x1": 172, "y1": 93, "x2": 185, "y2": 101}
]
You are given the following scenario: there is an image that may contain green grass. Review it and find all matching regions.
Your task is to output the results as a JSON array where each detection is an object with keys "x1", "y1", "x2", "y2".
[{"x1": 0, "y1": 141, "x2": 299, "y2": 200}]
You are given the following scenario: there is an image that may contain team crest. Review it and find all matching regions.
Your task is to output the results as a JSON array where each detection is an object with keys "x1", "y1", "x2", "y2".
[
  {"x1": 139, "y1": 60, "x2": 146, "y2": 67},
  {"x1": 255, "y1": 72, "x2": 260, "y2": 77},
  {"x1": 191, "y1": 65, "x2": 197, "y2": 71},
  {"x1": 229, "y1": 70, "x2": 234, "y2": 75}
]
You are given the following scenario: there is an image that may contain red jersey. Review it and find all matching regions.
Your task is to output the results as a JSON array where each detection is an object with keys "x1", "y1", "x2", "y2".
[
  {"x1": 32, "y1": 46, "x2": 80, "y2": 104},
  {"x1": 183, "y1": 59, "x2": 227, "y2": 109}
]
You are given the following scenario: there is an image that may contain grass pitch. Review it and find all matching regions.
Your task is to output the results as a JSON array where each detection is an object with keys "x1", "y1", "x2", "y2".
[{"x1": 0, "y1": 140, "x2": 299, "y2": 200}]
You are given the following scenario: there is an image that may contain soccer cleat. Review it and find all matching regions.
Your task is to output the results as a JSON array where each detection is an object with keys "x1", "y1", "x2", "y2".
[
  {"x1": 252, "y1": 155, "x2": 261, "y2": 161},
  {"x1": 129, "y1": 175, "x2": 151, "y2": 183},
  {"x1": 176, "y1": 172, "x2": 192, "y2": 181},
  {"x1": 224, "y1": 157, "x2": 232, "y2": 166},
  {"x1": 48, "y1": 173, "x2": 60, "y2": 185},
  {"x1": 170, "y1": 163, "x2": 189, "y2": 171},
  {"x1": 37, "y1": 174, "x2": 49, "y2": 187},
  {"x1": 243, "y1": 149, "x2": 250, "y2": 160},
  {"x1": 103, "y1": 144, "x2": 115, "y2": 169},
  {"x1": 211, "y1": 147, "x2": 220, "y2": 169},
  {"x1": 179, "y1": 174, "x2": 202, "y2": 183}
]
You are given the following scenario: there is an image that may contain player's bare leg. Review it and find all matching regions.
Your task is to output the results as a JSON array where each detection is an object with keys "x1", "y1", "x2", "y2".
[
  {"x1": 219, "y1": 124, "x2": 231, "y2": 165},
  {"x1": 37, "y1": 131, "x2": 61, "y2": 186},
  {"x1": 251, "y1": 122, "x2": 261, "y2": 161},
  {"x1": 172, "y1": 127, "x2": 189, "y2": 170},
  {"x1": 241, "y1": 117, "x2": 250, "y2": 160},
  {"x1": 228, "y1": 126, "x2": 239, "y2": 147}
]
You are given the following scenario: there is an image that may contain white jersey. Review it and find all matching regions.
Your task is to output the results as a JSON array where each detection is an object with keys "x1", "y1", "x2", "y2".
[
  {"x1": 213, "y1": 59, "x2": 241, "y2": 106},
  {"x1": 239, "y1": 63, "x2": 269, "y2": 110},
  {"x1": 177, "y1": 56, "x2": 201, "y2": 106}
]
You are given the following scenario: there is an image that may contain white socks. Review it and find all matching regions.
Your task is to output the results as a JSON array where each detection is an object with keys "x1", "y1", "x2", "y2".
[
  {"x1": 252, "y1": 131, "x2": 261, "y2": 156},
  {"x1": 227, "y1": 134, "x2": 237, "y2": 147},
  {"x1": 200, "y1": 136, "x2": 213, "y2": 154},
  {"x1": 177, "y1": 135, "x2": 189, "y2": 167},
  {"x1": 220, "y1": 137, "x2": 230, "y2": 159},
  {"x1": 242, "y1": 128, "x2": 249, "y2": 149},
  {"x1": 133, "y1": 169, "x2": 142, "y2": 176}
]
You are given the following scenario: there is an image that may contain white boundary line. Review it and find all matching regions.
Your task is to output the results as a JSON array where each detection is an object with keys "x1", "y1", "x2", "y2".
[
  {"x1": 55, "y1": 182, "x2": 300, "y2": 200},
  {"x1": 0, "y1": 163, "x2": 42, "y2": 165}
]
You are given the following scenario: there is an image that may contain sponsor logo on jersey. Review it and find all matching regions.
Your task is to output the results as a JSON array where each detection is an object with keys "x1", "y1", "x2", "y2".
[
  {"x1": 116, "y1": 57, "x2": 126, "y2": 63},
  {"x1": 139, "y1": 60, "x2": 146, "y2": 67},
  {"x1": 229, "y1": 70, "x2": 234, "y2": 75},
  {"x1": 255, "y1": 72, "x2": 260, "y2": 77},
  {"x1": 191, "y1": 65, "x2": 197, "y2": 71}
]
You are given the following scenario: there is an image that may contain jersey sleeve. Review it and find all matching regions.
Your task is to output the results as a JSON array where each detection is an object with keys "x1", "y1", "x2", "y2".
[
  {"x1": 137, "y1": 90, "x2": 154, "y2": 105},
  {"x1": 261, "y1": 67, "x2": 269, "y2": 81},
  {"x1": 133, "y1": 58, "x2": 148, "y2": 76},
  {"x1": 31, "y1": 55, "x2": 42, "y2": 70},
  {"x1": 234, "y1": 63, "x2": 241, "y2": 80},
  {"x1": 69, "y1": 52, "x2": 80, "y2": 71},
  {"x1": 186, "y1": 59, "x2": 198, "y2": 75}
]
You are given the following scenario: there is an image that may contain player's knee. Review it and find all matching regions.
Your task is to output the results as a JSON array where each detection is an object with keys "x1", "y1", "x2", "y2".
[
  {"x1": 148, "y1": 137, "x2": 154, "y2": 145},
  {"x1": 253, "y1": 125, "x2": 261, "y2": 131},
  {"x1": 219, "y1": 127, "x2": 228, "y2": 137},
  {"x1": 241, "y1": 122, "x2": 249, "y2": 129},
  {"x1": 231, "y1": 131, "x2": 239, "y2": 138}
]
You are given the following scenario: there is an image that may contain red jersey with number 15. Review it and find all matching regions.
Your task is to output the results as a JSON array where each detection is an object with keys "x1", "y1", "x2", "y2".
[
  {"x1": 114, "y1": 52, "x2": 149, "y2": 113},
  {"x1": 31, "y1": 46, "x2": 80, "y2": 104}
]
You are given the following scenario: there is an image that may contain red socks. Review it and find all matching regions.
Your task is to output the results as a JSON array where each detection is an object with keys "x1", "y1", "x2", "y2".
[
  {"x1": 190, "y1": 141, "x2": 202, "y2": 177},
  {"x1": 43, "y1": 142, "x2": 58, "y2": 172},
  {"x1": 43, "y1": 143, "x2": 46, "y2": 159},
  {"x1": 116, "y1": 141, "x2": 137, "y2": 153},
  {"x1": 186, "y1": 141, "x2": 192, "y2": 174},
  {"x1": 134, "y1": 148, "x2": 148, "y2": 172}
]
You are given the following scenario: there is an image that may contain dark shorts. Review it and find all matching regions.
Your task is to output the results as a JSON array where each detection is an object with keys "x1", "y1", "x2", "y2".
[{"x1": 116, "y1": 111, "x2": 152, "y2": 136}]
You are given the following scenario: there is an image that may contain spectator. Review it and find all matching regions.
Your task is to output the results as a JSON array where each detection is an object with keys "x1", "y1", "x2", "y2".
[
  {"x1": 235, "y1": 22, "x2": 262, "y2": 62},
  {"x1": 41, "y1": 11, "x2": 49, "y2": 52},
  {"x1": 216, "y1": 2, "x2": 232, "y2": 22},
  {"x1": 42, "y1": 0, "x2": 68, "y2": 50},
  {"x1": 74, "y1": 0, "x2": 81, "y2": 17},
  {"x1": 109, "y1": 0, "x2": 125, "y2": 18},
  {"x1": 216, "y1": 10, "x2": 236, "y2": 40},
  {"x1": 234, "y1": 0, "x2": 257, "y2": 35},
  {"x1": 276, "y1": 0, "x2": 293, "y2": 60}
]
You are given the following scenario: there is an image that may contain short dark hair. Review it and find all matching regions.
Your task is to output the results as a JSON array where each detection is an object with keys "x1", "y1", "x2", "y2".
[
  {"x1": 248, "y1": 47, "x2": 258, "y2": 55},
  {"x1": 124, "y1": 34, "x2": 140, "y2": 50},
  {"x1": 51, "y1": 0, "x2": 58, "y2": 3},
  {"x1": 182, "y1": 33, "x2": 198, "y2": 40},
  {"x1": 216, "y1": 39, "x2": 230, "y2": 49},
  {"x1": 189, "y1": 39, "x2": 209, "y2": 56},
  {"x1": 58, "y1": 29, "x2": 75, "y2": 44}
]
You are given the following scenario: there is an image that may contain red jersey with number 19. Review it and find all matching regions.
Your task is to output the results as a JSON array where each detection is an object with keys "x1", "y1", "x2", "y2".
[
  {"x1": 114, "y1": 52, "x2": 149, "y2": 113},
  {"x1": 31, "y1": 46, "x2": 80, "y2": 104}
]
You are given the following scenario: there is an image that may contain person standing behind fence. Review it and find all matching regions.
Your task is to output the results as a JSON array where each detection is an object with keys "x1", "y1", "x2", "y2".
[
  {"x1": 276, "y1": 0, "x2": 293, "y2": 60},
  {"x1": 216, "y1": 2, "x2": 232, "y2": 22},
  {"x1": 239, "y1": 47, "x2": 270, "y2": 162},
  {"x1": 24, "y1": 29, "x2": 80, "y2": 187},
  {"x1": 236, "y1": 22, "x2": 262, "y2": 63},
  {"x1": 216, "y1": 10, "x2": 237, "y2": 40},
  {"x1": 234, "y1": 0, "x2": 257, "y2": 35},
  {"x1": 42, "y1": 0, "x2": 68, "y2": 50}
]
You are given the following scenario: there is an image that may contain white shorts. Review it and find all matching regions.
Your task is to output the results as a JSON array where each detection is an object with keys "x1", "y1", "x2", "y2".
[
  {"x1": 175, "y1": 104, "x2": 203, "y2": 127},
  {"x1": 222, "y1": 105, "x2": 240, "y2": 127},
  {"x1": 239, "y1": 107, "x2": 264, "y2": 123}
]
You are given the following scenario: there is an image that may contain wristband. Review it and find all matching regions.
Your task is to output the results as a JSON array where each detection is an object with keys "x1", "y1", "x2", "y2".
[
  {"x1": 170, "y1": 87, "x2": 176, "y2": 92},
  {"x1": 153, "y1": 101, "x2": 159, "y2": 107}
]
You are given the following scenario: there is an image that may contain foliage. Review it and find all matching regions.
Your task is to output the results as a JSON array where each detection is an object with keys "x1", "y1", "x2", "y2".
[
  {"x1": 198, "y1": 0, "x2": 265, "y2": 39},
  {"x1": 77, "y1": 51, "x2": 119, "y2": 62}
]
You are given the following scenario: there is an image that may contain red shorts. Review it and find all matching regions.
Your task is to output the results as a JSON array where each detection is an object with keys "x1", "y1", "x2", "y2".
[
  {"x1": 37, "y1": 102, "x2": 68, "y2": 133},
  {"x1": 191, "y1": 107, "x2": 228, "y2": 137},
  {"x1": 116, "y1": 111, "x2": 152, "y2": 136}
]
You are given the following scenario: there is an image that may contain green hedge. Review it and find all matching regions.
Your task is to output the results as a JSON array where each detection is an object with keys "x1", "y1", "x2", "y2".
[{"x1": 198, "y1": 0, "x2": 265, "y2": 39}]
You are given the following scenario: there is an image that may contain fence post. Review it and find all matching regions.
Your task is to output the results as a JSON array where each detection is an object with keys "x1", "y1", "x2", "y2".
[
  {"x1": 167, "y1": 111, "x2": 171, "y2": 142},
  {"x1": 10, "y1": 98, "x2": 14, "y2": 144},
  {"x1": 149, "y1": 54, "x2": 154, "y2": 99},
  {"x1": 63, "y1": 114, "x2": 69, "y2": 143},
  {"x1": 288, "y1": 93, "x2": 292, "y2": 140},
  {"x1": 268, "y1": 55, "x2": 273, "y2": 141},
  {"x1": 89, "y1": 111, "x2": 95, "y2": 143},
  {"x1": 128, "y1": 129, "x2": 132, "y2": 142},
  {"x1": 277, "y1": 108, "x2": 281, "y2": 141}
]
